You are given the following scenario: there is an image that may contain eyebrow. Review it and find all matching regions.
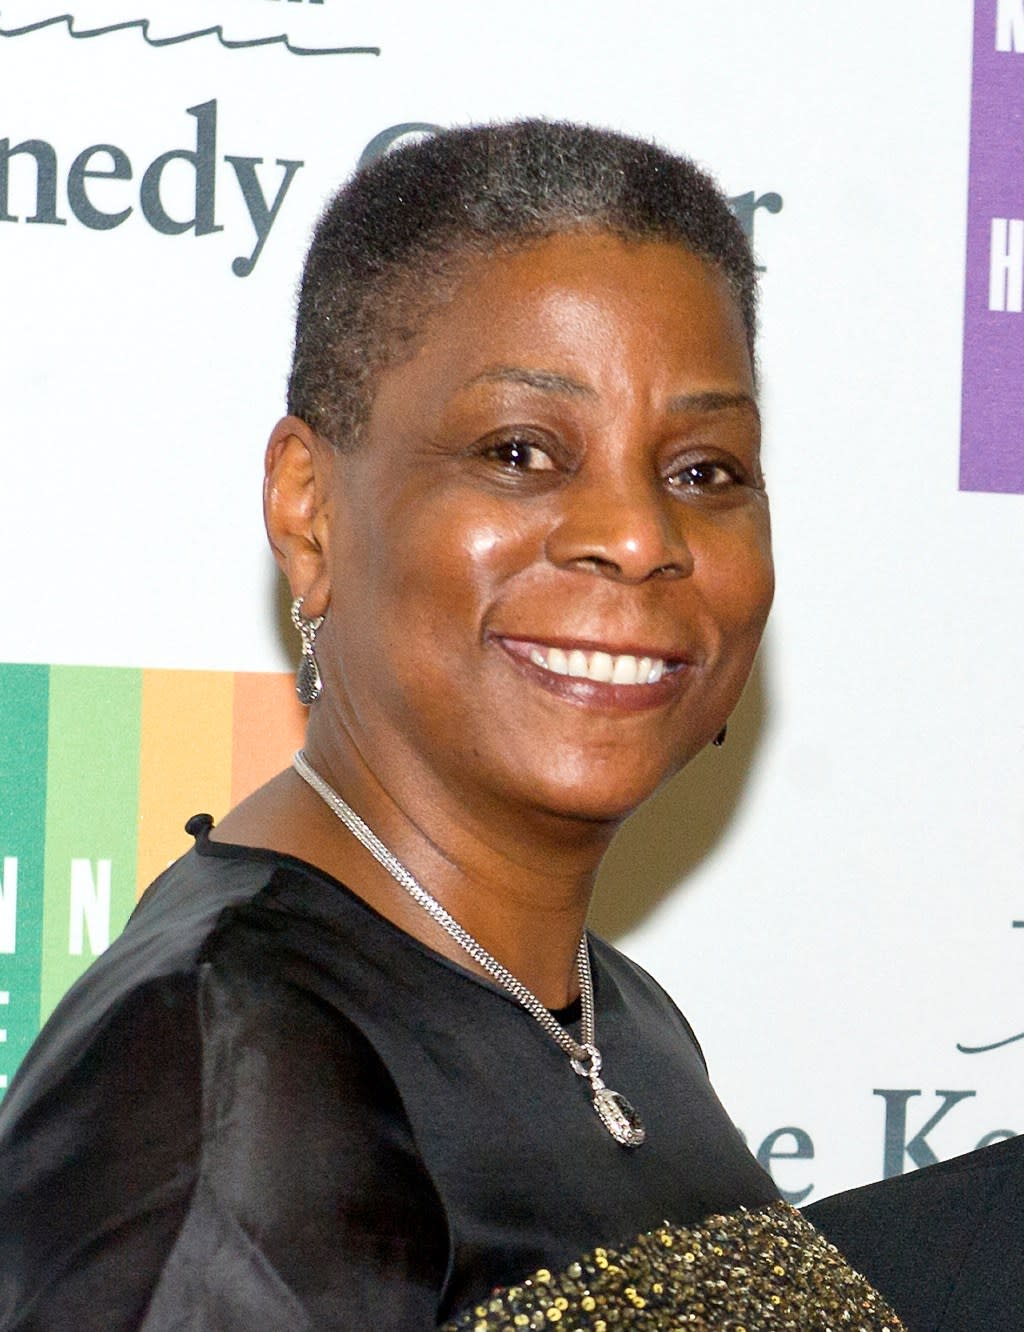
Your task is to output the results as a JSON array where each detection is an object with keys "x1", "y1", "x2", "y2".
[
  {"x1": 464, "y1": 367, "x2": 760, "y2": 423},
  {"x1": 666, "y1": 390, "x2": 760, "y2": 422},
  {"x1": 464, "y1": 365, "x2": 597, "y2": 398}
]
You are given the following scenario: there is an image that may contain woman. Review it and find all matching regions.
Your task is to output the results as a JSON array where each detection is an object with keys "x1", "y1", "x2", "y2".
[{"x1": 0, "y1": 121, "x2": 903, "y2": 1329}]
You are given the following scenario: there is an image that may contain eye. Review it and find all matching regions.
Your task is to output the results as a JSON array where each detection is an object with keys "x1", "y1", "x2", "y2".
[
  {"x1": 483, "y1": 434, "x2": 558, "y2": 472},
  {"x1": 666, "y1": 457, "x2": 747, "y2": 492}
]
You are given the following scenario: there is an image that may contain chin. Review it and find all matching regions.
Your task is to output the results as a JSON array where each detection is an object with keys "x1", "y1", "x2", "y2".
[{"x1": 525, "y1": 765, "x2": 677, "y2": 827}]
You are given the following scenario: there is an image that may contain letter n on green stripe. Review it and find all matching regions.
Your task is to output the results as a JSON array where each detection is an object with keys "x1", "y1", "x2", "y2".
[
  {"x1": 40, "y1": 667, "x2": 141, "y2": 1023},
  {"x1": 0, "y1": 664, "x2": 49, "y2": 1097}
]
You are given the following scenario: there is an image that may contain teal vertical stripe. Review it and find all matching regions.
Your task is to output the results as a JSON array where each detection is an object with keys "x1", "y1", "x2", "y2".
[
  {"x1": 0, "y1": 664, "x2": 50, "y2": 1099},
  {"x1": 40, "y1": 667, "x2": 141, "y2": 1023}
]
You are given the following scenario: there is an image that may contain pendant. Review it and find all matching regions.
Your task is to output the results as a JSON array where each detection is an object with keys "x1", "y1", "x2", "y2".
[
  {"x1": 571, "y1": 1042, "x2": 645, "y2": 1148},
  {"x1": 296, "y1": 650, "x2": 322, "y2": 706},
  {"x1": 592, "y1": 1085, "x2": 646, "y2": 1147}
]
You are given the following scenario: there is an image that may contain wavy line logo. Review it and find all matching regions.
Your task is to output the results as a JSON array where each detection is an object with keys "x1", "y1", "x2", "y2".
[{"x1": 0, "y1": 2, "x2": 380, "y2": 57}]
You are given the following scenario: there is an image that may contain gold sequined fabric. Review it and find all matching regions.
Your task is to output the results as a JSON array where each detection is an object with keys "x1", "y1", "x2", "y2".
[{"x1": 442, "y1": 1200, "x2": 904, "y2": 1330}]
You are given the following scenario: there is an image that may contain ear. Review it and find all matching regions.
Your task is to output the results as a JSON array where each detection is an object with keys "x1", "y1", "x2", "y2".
[{"x1": 263, "y1": 416, "x2": 335, "y2": 618}]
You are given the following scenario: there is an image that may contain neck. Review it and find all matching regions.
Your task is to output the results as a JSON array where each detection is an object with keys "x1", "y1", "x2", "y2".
[{"x1": 294, "y1": 721, "x2": 622, "y2": 1008}]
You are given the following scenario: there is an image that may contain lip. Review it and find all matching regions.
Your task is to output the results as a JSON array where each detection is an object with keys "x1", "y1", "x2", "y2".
[{"x1": 494, "y1": 634, "x2": 694, "y2": 713}]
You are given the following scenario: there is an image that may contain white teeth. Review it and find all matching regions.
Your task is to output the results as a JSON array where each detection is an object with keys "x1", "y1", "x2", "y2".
[
  {"x1": 524, "y1": 644, "x2": 670, "y2": 685},
  {"x1": 589, "y1": 651, "x2": 614, "y2": 683}
]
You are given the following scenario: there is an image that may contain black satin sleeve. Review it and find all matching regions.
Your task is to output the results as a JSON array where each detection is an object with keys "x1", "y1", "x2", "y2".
[
  {"x1": 0, "y1": 946, "x2": 450, "y2": 1330},
  {"x1": 146, "y1": 927, "x2": 450, "y2": 1330},
  {"x1": 0, "y1": 974, "x2": 201, "y2": 1329}
]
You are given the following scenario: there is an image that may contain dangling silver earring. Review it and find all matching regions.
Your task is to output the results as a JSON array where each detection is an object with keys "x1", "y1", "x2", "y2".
[
  {"x1": 713, "y1": 724, "x2": 728, "y2": 747},
  {"x1": 291, "y1": 596, "x2": 325, "y2": 705}
]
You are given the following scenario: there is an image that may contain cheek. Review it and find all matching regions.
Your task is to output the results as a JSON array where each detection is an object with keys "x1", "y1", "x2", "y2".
[
  {"x1": 394, "y1": 495, "x2": 535, "y2": 611},
  {"x1": 346, "y1": 497, "x2": 535, "y2": 689},
  {"x1": 698, "y1": 518, "x2": 775, "y2": 643},
  {"x1": 463, "y1": 527, "x2": 504, "y2": 562}
]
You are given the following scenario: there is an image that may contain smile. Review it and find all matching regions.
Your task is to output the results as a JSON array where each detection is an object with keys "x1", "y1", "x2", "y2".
[
  {"x1": 497, "y1": 636, "x2": 689, "y2": 696},
  {"x1": 526, "y1": 644, "x2": 668, "y2": 686}
]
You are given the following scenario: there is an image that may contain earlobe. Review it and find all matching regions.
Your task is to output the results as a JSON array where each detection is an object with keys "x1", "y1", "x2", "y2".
[{"x1": 263, "y1": 415, "x2": 334, "y2": 618}]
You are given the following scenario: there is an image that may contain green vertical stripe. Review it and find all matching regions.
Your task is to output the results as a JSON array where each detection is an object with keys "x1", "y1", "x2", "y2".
[
  {"x1": 40, "y1": 667, "x2": 141, "y2": 1022},
  {"x1": 0, "y1": 664, "x2": 50, "y2": 1098}
]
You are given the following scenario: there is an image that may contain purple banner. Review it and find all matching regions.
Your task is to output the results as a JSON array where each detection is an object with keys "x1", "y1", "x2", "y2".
[{"x1": 961, "y1": 0, "x2": 1024, "y2": 494}]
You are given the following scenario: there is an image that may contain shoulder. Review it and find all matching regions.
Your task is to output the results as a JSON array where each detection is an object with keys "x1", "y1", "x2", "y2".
[
  {"x1": 0, "y1": 830, "x2": 278, "y2": 1120},
  {"x1": 0, "y1": 819, "x2": 429, "y2": 1147},
  {"x1": 806, "y1": 1136, "x2": 1024, "y2": 1332},
  {"x1": 806, "y1": 1132, "x2": 1024, "y2": 1239},
  {"x1": 588, "y1": 931, "x2": 708, "y2": 1071}
]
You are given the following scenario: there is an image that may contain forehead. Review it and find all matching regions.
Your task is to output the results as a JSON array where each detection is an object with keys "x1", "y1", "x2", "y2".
[{"x1": 376, "y1": 233, "x2": 755, "y2": 411}]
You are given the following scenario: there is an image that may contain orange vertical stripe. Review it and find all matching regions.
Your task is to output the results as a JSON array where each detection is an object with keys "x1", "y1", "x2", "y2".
[
  {"x1": 136, "y1": 670, "x2": 235, "y2": 897},
  {"x1": 230, "y1": 671, "x2": 308, "y2": 807}
]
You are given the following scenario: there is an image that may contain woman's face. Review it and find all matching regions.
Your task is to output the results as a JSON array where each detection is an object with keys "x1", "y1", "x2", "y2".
[{"x1": 317, "y1": 233, "x2": 773, "y2": 826}]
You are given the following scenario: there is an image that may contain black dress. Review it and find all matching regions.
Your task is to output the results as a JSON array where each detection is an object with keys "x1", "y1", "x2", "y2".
[{"x1": 0, "y1": 820, "x2": 902, "y2": 1330}]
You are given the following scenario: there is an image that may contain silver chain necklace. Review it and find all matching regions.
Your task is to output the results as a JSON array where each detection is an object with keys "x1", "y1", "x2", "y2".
[{"x1": 292, "y1": 749, "x2": 645, "y2": 1147}]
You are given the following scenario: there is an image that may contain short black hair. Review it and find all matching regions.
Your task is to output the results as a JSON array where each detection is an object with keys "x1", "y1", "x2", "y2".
[{"x1": 288, "y1": 119, "x2": 757, "y2": 448}]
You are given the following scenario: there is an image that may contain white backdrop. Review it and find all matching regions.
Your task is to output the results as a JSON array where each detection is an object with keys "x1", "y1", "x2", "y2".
[{"x1": 2, "y1": 0, "x2": 1021, "y2": 1202}]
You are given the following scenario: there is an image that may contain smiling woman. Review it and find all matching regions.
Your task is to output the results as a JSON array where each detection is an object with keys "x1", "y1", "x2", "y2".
[
  {"x1": 280, "y1": 232, "x2": 772, "y2": 841},
  {"x1": 0, "y1": 122, "x2": 902, "y2": 1330}
]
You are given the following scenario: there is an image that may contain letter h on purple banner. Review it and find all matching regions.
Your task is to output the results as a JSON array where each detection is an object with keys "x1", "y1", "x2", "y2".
[{"x1": 960, "y1": 0, "x2": 1024, "y2": 493}]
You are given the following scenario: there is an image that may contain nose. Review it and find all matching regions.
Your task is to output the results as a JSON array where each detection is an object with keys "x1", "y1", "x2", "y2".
[{"x1": 544, "y1": 473, "x2": 694, "y2": 583}]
